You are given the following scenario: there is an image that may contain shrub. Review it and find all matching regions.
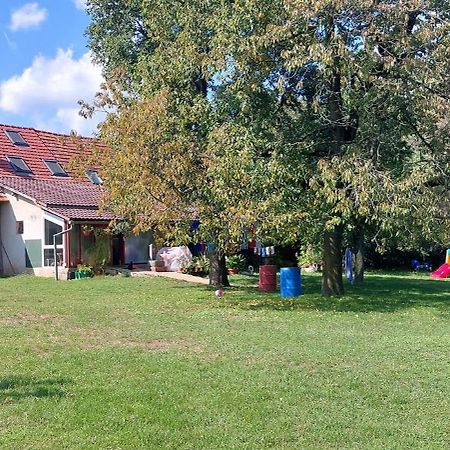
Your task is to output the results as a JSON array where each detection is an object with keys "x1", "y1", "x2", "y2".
[
  {"x1": 182, "y1": 255, "x2": 210, "y2": 276},
  {"x1": 226, "y1": 254, "x2": 247, "y2": 271}
]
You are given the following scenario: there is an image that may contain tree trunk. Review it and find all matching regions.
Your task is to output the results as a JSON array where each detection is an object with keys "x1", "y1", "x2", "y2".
[
  {"x1": 209, "y1": 252, "x2": 230, "y2": 287},
  {"x1": 354, "y1": 224, "x2": 365, "y2": 283},
  {"x1": 322, "y1": 226, "x2": 344, "y2": 296}
]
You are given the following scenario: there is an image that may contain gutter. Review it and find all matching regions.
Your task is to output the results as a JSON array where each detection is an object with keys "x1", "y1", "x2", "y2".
[{"x1": 0, "y1": 183, "x2": 37, "y2": 204}]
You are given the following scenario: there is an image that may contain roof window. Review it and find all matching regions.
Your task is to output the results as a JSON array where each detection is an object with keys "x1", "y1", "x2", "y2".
[
  {"x1": 4, "y1": 130, "x2": 29, "y2": 146},
  {"x1": 44, "y1": 160, "x2": 68, "y2": 177},
  {"x1": 85, "y1": 169, "x2": 103, "y2": 185},
  {"x1": 7, "y1": 156, "x2": 32, "y2": 174}
]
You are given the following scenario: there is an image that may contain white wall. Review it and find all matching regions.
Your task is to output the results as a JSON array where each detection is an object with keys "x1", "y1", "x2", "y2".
[
  {"x1": 0, "y1": 194, "x2": 44, "y2": 275},
  {"x1": 0, "y1": 194, "x2": 65, "y2": 276}
]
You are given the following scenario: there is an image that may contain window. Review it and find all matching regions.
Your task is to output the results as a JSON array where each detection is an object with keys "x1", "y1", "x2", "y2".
[
  {"x1": 45, "y1": 220, "x2": 62, "y2": 245},
  {"x1": 85, "y1": 169, "x2": 103, "y2": 185},
  {"x1": 4, "y1": 130, "x2": 28, "y2": 146},
  {"x1": 44, "y1": 249, "x2": 63, "y2": 267},
  {"x1": 43, "y1": 219, "x2": 64, "y2": 267},
  {"x1": 44, "y1": 160, "x2": 68, "y2": 177},
  {"x1": 16, "y1": 221, "x2": 24, "y2": 234},
  {"x1": 16, "y1": 220, "x2": 23, "y2": 234},
  {"x1": 7, "y1": 156, "x2": 32, "y2": 174}
]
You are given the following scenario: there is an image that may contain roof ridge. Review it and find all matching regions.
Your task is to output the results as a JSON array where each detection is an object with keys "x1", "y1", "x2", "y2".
[
  {"x1": 0, "y1": 175, "x2": 83, "y2": 182},
  {"x1": 0, "y1": 123, "x2": 99, "y2": 141}
]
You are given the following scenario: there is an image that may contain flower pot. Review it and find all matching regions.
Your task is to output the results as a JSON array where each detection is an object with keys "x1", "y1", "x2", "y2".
[{"x1": 228, "y1": 268, "x2": 239, "y2": 275}]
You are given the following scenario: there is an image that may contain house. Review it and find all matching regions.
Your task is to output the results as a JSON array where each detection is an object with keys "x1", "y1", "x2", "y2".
[{"x1": 0, "y1": 124, "x2": 152, "y2": 277}]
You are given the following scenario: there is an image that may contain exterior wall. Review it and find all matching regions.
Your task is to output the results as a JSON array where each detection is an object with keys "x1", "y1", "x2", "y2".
[
  {"x1": 0, "y1": 194, "x2": 66, "y2": 276},
  {"x1": 124, "y1": 232, "x2": 153, "y2": 264},
  {"x1": 0, "y1": 194, "x2": 44, "y2": 275}
]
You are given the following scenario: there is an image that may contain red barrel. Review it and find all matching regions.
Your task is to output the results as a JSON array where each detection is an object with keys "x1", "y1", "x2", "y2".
[{"x1": 259, "y1": 265, "x2": 277, "y2": 292}]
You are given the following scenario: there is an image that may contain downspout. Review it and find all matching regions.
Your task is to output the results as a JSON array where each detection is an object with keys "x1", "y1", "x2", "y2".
[{"x1": 53, "y1": 223, "x2": 73, "y2": 281}]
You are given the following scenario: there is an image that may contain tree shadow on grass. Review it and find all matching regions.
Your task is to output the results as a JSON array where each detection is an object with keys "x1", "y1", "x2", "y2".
[
  {"x1": 0, "y1": 376, "x2": 70, "y2": 402},
  {"x1": 208, "y1": 274, "x2": 450, "y2": 314}
]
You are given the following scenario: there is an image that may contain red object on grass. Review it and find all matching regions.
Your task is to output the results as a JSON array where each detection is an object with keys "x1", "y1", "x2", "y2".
[{"x1": 259, "y1": 265, "x2": 277, "y2": 292}]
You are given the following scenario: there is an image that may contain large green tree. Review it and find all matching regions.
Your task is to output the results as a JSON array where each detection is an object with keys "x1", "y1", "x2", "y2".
[
  {"x1": 85, "y1": 0, "x2": 276, "y2": 287},
  {"x1": 86, "y1": 0, "x2": 450, "y2": 294},
  {"x1": 211, "y1": 0, "x2": 450, "y2": 294}
]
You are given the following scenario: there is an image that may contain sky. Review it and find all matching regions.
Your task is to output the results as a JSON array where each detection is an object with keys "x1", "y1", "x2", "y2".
[{"x1": 0, "y1": 0, "x2": 104, "y2": 136}]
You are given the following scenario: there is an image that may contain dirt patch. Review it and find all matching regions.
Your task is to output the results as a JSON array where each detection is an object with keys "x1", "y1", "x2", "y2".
[
  {"x1": 0, "y1": 312, "x2": 64, "y2": 326},
  {"x1": 108, "y1": 338, "x2": 209, "y2": 354}
]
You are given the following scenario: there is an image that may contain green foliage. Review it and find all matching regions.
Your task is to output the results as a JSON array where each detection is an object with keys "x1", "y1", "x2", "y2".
[
  {"x1": 225, "y1": 254, "x2": 246, "y2": 271},
  {"x1": 84, "y1": 0, "x2": 450, "y2": 294},
  {"x1": 84, "y1": 229, "x2": 110, "y2": 271},
  {"x1": 76, "y1": 263, "x2": 93, "y2": 275},
  {"x1": 182, "y1": 255, "x2": 210, "y2": 276},
  {"x1": 298, "y1": 245, "x2": 323, "y2": 268}
]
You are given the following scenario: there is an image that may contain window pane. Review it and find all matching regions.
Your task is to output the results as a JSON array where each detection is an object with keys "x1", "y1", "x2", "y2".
[
  {"x1": 45, "y1": 220, "x2": 63, "y2": 245},
  {"x1": 44, "y1": 160, "x2": 68, "y2": 177},
  {"x1": 5, "y1": 130, "x2": 28, "y2": 146},
  {"x1": 44, "y1": 248, "x2": 63, "y2": 267},
  {"x1": 7, "y1": 156, "x2": 32, "y2": 173},
  {"x1": 85, "y1": 169, "x2": 103, "y2": 185}
]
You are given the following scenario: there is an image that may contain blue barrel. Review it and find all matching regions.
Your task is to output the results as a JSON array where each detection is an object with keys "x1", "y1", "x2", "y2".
[{"x1": 280, "y1": 267, "x2": 302, "y2": 297}]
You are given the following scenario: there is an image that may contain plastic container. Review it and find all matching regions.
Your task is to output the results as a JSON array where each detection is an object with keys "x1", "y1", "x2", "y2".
[
  {"x1": 258, "y1": 265, "x2": 277, "y2": 292},
  {"x1": 280, "y1": 267, "x2": 302, "y2": 297}
]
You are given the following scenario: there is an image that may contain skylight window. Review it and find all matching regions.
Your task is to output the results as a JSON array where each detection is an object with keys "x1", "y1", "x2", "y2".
[
  {"x1": 4, "y1": 130, "x2": 28, "y2": 146},
  {"x1": 44, "y1": 160, "x2": 68, "y2": 177},
  {"x1": 7, "y1": 156, "x2": 32, "y2": 174},
  {"x1": 85, "y1": 169, "x2": 103, "y2": 185}
]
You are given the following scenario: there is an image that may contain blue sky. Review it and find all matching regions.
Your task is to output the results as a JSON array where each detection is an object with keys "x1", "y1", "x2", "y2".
[{"x1": 0, "y1": 1, "x2": 103, "y2": 136}]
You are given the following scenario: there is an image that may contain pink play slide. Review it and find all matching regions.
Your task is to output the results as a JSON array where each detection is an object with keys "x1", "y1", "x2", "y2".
[{"x1": 431, "y1": 263, "x2": 450, "y2": 279}]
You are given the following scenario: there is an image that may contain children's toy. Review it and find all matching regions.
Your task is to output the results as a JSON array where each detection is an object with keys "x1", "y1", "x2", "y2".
[
  {"x1": 215, "y1": 289, "x2": 224, "y2": 297},
  {"x1": 431, "y1": 250, "x2": 450, "y2": 279},
  {"x1": 411, "y1": 259, "x2": 432, "y2": 272}
]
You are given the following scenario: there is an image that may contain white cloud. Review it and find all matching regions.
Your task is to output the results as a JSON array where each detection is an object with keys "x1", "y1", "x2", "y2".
[
  {"x1": 10, "y1": 3, "x2": 48, "y2": 32},
  {"x1": 0, "y1": 49, "x2": 104, "y2": 135},
  {"x1": 73, "y1": 0, "x2": 87, "y2": 10}
]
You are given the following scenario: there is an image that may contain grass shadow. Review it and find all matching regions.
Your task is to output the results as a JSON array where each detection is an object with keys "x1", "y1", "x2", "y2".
[
  {"x1": 213, "y1": 273, "x2": 450, "y2": 314},
  {"x1": 0, "y1": 375, "x2": 70, "y2": 402}
]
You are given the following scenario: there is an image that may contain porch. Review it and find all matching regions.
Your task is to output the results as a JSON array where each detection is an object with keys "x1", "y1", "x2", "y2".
[{"x1": 67, "y1": 223, "x2": 153, "y2": 270}]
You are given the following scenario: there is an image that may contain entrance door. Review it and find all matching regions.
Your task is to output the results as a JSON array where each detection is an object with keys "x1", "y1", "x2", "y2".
[{"x1": 111, "y1": 235, "x2": 124, "y2": 266}]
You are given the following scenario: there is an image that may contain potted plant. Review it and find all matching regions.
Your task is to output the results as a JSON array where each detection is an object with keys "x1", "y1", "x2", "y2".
[
  {"x1": 76, "y1": 264, "x2": 93, "y2": 279},
  {"x1": 226, "y1": 254, "x2": 246, "y2": 275},
  {"x1": 81, "y1": 225, "x2": 94, "y2": 237},
  {"x1": 182, "y1": 255, "x2": 210, "y2": 277}
]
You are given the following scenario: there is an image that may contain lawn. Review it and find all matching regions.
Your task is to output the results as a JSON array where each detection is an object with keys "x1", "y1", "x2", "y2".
[{"x1": 0, "y1": 272, "x2": 448, "y2": 449}]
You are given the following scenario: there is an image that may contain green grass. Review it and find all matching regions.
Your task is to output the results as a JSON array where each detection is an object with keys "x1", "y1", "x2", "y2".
[{"x1": 0, "y1": 272, "x2": 448, "y2": 449}]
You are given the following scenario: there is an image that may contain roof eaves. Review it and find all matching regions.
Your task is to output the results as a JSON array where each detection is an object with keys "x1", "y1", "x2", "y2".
[
  {"x1": 0, "y1": 181, "x2": 37, "y2": 205},
  {"x1": 42, "y1": 206, "x2": 69, "y2": 221}
]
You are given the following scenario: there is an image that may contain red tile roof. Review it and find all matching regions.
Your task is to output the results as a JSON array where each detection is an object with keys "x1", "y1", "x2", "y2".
[
  {"x1": 47, "y1": 207, "x2": 116, "y2": 221},
  {"x1": 0, "y1": 124, "x2": 112, "y2": 221},
  {"x1": 0, "y1": 176, "x2": 103, "y2": 206},
  {"x1": 0, "y1": 124, "x2": 106, "y2": 180},
  {"x1": 0, "y1": 176, "x2": 114, "y2": 221}
]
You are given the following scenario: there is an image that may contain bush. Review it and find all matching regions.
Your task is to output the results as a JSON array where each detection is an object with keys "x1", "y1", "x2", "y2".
[
  {"x1": 298, "y1": 245, "x2": 322, "y2": 268},
  {"x1": 226, "y1": 254, "x2": 247, "y2": 272},
  {"x1": 182, "y1": 255, "x2": 210, "y2": 276}
]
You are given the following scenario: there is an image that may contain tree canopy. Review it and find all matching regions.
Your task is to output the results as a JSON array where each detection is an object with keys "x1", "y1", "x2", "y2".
[{"x1": 85, "y1": 0, "x2": 450, "y2": 293}]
